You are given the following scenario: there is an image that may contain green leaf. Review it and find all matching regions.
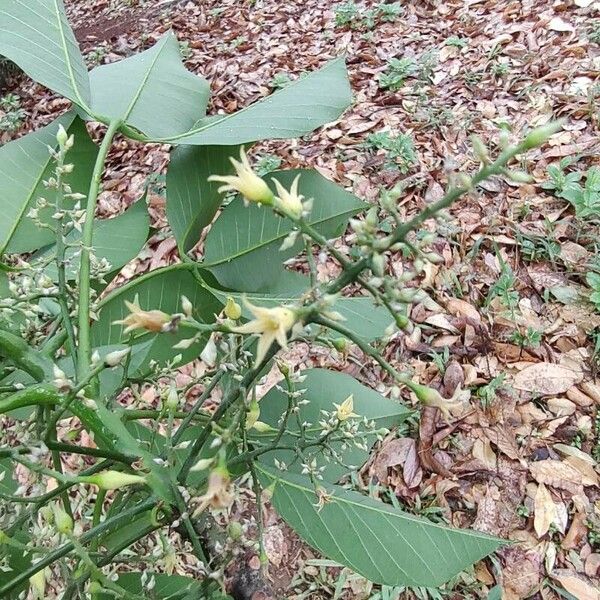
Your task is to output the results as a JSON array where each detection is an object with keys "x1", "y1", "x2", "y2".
[
  {"x1": 1, "y1": 113, "x2": 98, "y2": 255},
  {"x1": 166, "y1": 144, "x2": 241, "y2": 253},
  {"x1": 0, "y1": 458, "x2": 17, "y2": 495},
  {"x1": 88, "y1": 33, "x2": 210, "y2": 138},
  {"x1": 255, "y1": 369, "x2": 411, "y2": 482},
  {"x1": 97, "y1": 573, "x2": 202, "y2": 600},
  {"x1": 37, "y1": 199, "x2": 150, "y2": 281},
  {"x1": 162, "y1": 57, "x2": 351, "y2": 145},
  {"x1": 92, "y1": 264, "x2": 221, "y2": 368},
  {"x1": 204, "y1": 169, "x2": 365, "y2": 291},
  {"x1": 0, "y1": 0, "x2": 90, "y2": 108},
  {"x1": 258, "y1": 465, "x2": 503, "y2": 587}
]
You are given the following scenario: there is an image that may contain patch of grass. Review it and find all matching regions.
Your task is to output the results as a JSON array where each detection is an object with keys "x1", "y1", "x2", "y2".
[
  {"x1": 0, "y1": 93, "x2": 26, "y2": 133},
  {"x1": 477, "y1": 373, "x2": 506, "y2": 408},
  {"x1": 486, "y1": 262, "x2": 519, "y2": 312},
  {"x1": 490, "y1": 60, "x2": 510, "y2": 77},
  {"x1": 364, "y1": 130, "x2": 417, "y2": 173},
  {"x1": 509, "y1": 327, "x2": 542, "y2": 350}
]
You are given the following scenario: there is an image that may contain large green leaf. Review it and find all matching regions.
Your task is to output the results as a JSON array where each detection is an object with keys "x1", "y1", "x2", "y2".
[
  {"x1": 97, "y1": 573, "x2": 203, "y2": 600},
  {"x1": 37, "y1": 199, "x2": 149, "y2": 281},
  {"x1": 1, "y1": 113, "x2": 98, "y2": 255},
  {"x1": 166, "y1": 144, "x2": 241, "y2": 253},
  {"x1": 203, "y1": 169, "x2": 365, "y2": 291},
  {"x1": 0, "y1": 0, "x2": 90, "y2": 108},
  {"x1": 255, "y1": 369, "x2": 410, "y2": 482},
  {"x1": 92, "y1": 264, "x2": 221, "y2": 368},
  {"x1": 88, "y1": 33, "x2": 210, "y2": 139},
  {"x1": 162, "y1": 57, "x2": 351, "y2": 145},
  {"x1": 258, "y1": 465, "x2": 503, "y2": 587},
  {"x1": 210, "y1": 271, "x2": 394, "y2": 343}
]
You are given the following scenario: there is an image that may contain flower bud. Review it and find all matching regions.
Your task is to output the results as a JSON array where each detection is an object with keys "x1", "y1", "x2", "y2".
[
  {"x1": 251, "y1": 421, "x2": 275, "y2": 433},
  {"x1": 506, "y1": 170, "x2": 534, "y2": 184},
  {"x1": 471, "y1": 135, "x2": 489, "y2": 163},
  {"x1": 165, "y1": 385, "x2": 178, "y2": 411},
  {"x1": 522, "y1": 121, "x2": 562, "y2": 150},
  {"x1": 181, "y1": 295, "x2": 193, "y2": 318},
  {"x1": 190, "y1": 457, "x2": 214, "y2": 472},
  {"x1": 227, "y1": 521, "x2": 243, "y2": 540},
  {"x1": 366, "y1": 206, "x2": 379, "y2": 229},
  {"x1": 246, "y1": 398, "x2": 260, "y2": 430},
  {"x1": 56, "y1": 124, "x2": 69, "y2": 149},
  {"x1": 82, "y1": 470, "x2": 147, "y2": 490},
  {"x1": 53, "y1": 503, "x2": 73, "y2": 535},
  {"x1": 104, "y1": 347, "x2": 130, "y2": 367},
  {"x1": 371, "y1": 253, "x2": 385, "y2": 277},
  {"x1": 224, "y1": 296, "x2": 242, "y2": 320}
]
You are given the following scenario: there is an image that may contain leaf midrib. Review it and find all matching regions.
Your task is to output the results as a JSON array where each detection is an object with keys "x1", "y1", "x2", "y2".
[
  {"x1": 155, "y1": 57, "x2": 344, "y2": 144},
  {"x1": 257, "y1": 463, "x2": 502, "y2": 539},
  {"x1": 204, "y1": 205, "x2": 360, "y2": 267}
]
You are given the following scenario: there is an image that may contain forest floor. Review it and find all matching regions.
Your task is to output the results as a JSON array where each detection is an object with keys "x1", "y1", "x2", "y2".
[{"x1": 3, "y1": 0, "x2": 600, "y2": 598}]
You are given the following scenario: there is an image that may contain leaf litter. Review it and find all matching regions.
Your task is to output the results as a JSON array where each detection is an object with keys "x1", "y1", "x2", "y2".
[{"x1": 3, "y1": 0, "x2": 600, "y2": 597}]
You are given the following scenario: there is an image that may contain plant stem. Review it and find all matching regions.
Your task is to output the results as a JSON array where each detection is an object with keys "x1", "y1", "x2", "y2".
[
  {"x1": 76, "y1": 119, "x2": 121, "y2": 384},
  {"x1": 54, "y1": 150, "x2": 78, "y2": 368},
  {"x1": 0, "y1": 498, "x2": 154, "y2": 596}
]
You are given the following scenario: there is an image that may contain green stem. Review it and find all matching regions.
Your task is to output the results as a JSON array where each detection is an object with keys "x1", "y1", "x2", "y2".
[
  {"x1": 0, "y1": 498, "x2": 154, "y2": 597},
  {"x1": 177, "y1": 346, "x2": 278, "y2": 484},
  {"x1": 54, "y1": 151, "x2": 78, "y2": 368},
  {"x1": 76, "y1": 120, "x2": 121, "y2": 384}
]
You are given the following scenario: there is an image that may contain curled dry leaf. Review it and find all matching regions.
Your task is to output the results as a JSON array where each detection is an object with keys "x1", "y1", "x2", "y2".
[
  {"x1": 552, "y1": 570, "x2": 600, "y2": 600},
  {"x1": 513, "y1": 363, "x2": 582, "y2": 395},
  {"x1": 529, "y1": 460, "x2": 585, "y2": 495},
  {"x1": 534, "y1": 482, "x2": 556, "y2": 538}
]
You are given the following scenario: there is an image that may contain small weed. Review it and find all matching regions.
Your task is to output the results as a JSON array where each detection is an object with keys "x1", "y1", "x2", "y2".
[
  {"x1": 486, "y1": 262, "x2": 519, "y2": 313},
  {"x1": 588, "y1": 20, "x2": 600, "y2": 44},
  {"x1": 464, "y1": 71, "x2": 483, "y2": 86},
  {"x1": 445, "y1": 35, "x2": 469, "y2": 49},
  {"x1": 377, "y1": 1, "x2": 404, "y2": 22},
  {"x1": 269, "y1": 72, "x2": 292, "y2": 90},
  {"x1": 254, "y1": 154, "x2": 282, "y2": 176},
  {"x1": 378, "y1": 57, "x2": 416, "y2": 91},
  {"x1": 477, "y1": 373, "x2": 506, "y2": 408},
  {"x1": 179, "y1": 41, "x2": 193, "y2": 60},
  {"x1": 364, "y1": 130, "x2": 417, "y2": 173},
  {"x1": 334, "y1": 0, "x2": 361, "y2": 27},
  {"x1": 586, "y1": 271, "x2": 600, "y2": 311},
  {"x1": 509, "y1": 327, "x2": 542, "y2": 350},
  {"x1": 544, "y1": 162, "x2": 600, "y2": 219},
  {"x1": 86, "y1": 45, "x2": 107, "y2": 65},
  {"x1": 0, "y1": 93, "x2": 26, "y2": 132},
  {"x1": 208, "y1": 6, "x2": 227, "y2": 18},
  {"x1": 490, "y1": 60, "x2": 510, "y2": 77}
]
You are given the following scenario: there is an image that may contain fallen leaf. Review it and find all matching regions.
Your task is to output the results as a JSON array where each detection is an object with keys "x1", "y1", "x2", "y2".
[
  {"x1": 547, "y1": 17, "x2": 575, "y2": 33},
  {"x1": 552, "y1": 570, "x2": 600, "y2": 600},
  {"x1": 534, "y1": 483, "x2": 556, "y2": 538},
  {"x1": 530, "y1": 460, "x2": 584, "y2": 494},
  {"x1": 513, "y1": 363, "x2": 582, "y2": 395}
]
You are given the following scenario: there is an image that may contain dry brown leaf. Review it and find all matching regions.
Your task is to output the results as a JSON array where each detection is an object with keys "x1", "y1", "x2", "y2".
[
  {"x1": 513, "y1": 363, "x2": 582, "y2": 395},
  {"x1": 472, "y1": 438, "x2": 497, "y2": 469},
  {"x1": 552, "y1": 570, "x2": 600, "y2": 600},
  {"x1": 564, "y1": 455, "x2": 600, "y2": 487},
  {"x1": 534, "y1": 483, "x2": 556, "y2": 538},
  {"x1": 547, "y1": 17, "x2": 575, "y2": 33},
  {"x1": 529, "y1": 460, "x2": 584, "y2": 494}
]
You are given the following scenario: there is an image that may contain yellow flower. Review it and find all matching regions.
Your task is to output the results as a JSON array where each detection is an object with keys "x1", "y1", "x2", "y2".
[
  {"x1": 208, "y1": 147, "x2": 274, "y2": 205},
  {"x1": 233, "y1": 299, "x2": 296, "y2": 364},
  {"x1": 113, "y1": 295, "x2": 171, "y2": 333},
  {"x1": 273, "y1": 174, "x2": 303, "y2": 219},
  {"x1": 333, "y1": 395, "x2": 358, "y2": 421}
]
